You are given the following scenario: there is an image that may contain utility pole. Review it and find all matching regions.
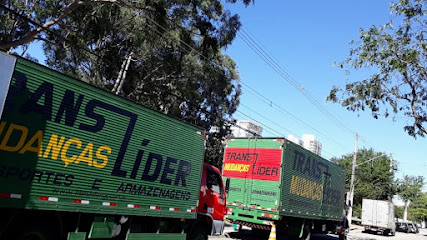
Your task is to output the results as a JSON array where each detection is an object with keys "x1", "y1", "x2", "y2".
[
  {"x1": 389, "y1": 153, "x2": 393, "y2": 200},
  {"x1": 347, "y1": 133, "x2": 358, "y2": 225}
]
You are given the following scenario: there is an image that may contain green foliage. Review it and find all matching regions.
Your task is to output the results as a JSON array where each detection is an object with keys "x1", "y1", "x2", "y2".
[
  {"x1": 331, "y1": 148, "x2": 395, "y2": 206},
  {"x1": 395, "y1": 205, "x2": 404, "y2": 219},
  {"x1": 327, "y1": 0, "x2": 427, "y2": 138},
  {"x1": 0, "y1": 0, "x2": 253, "y2": 168},
  {"x1": 352, "y1": 204, "x2": 362, "y2": 218},
  {"x1": 396, "y1": 175, "x2": 424, "y2": 201},
  {"x1": 408, "y1": 192, "x2": 427, "y2": 222}
]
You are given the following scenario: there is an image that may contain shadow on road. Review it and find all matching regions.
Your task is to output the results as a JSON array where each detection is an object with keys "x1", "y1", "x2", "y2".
[{"x1": 224, "y1": 230, "x2": 340, "y2": 240}]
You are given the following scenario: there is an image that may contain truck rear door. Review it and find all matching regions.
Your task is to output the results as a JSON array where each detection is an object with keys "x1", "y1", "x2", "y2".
[
  {"x1": 223, "y1": 138, "x2": 282, "y2": 211},
  {"x1": 222, "y1": 139, "x2": 255, "y2": 207}
]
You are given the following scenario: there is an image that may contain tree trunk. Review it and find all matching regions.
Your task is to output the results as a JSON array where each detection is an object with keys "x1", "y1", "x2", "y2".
[
  {"x1": 403, "y1": 200, "x2": 410, "y2": 221},
  {"x1": 112, "y1": 52, "x2": 133, "y2": 95}
]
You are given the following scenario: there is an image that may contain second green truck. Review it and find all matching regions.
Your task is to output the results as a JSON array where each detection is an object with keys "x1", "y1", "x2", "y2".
[{"x1": 222, "y1": 137, "x2": 346, "y2": 239}]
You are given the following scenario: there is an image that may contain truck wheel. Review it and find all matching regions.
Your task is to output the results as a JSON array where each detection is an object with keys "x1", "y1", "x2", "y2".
[
  {"x1": 15, "y1": 224, "x2": 57, "y2": 240},
  {"x1": 188, "y1": 224, "x2": 208, "y2": 240},
  {"x1": 252, "y1": 227, "x2": 268, "y2": 236},
  {"x1": 300, "y1": 222, "x2": 311, "y2": 240}
]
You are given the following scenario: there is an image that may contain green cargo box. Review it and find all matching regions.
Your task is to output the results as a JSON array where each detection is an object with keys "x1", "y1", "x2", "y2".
[
  {"x1": 223, "y1": 138, "x2": 345, "y2": 224},
  {"x1": 0, "y1": 53, "x2": 205, "y2": 219}
]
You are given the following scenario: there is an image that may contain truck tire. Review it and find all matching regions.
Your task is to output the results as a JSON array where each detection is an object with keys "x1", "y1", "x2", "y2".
[
  {"x1": 338, "y1": 234, "x2": 347, "y2": 240},
  {"x1": 188, "y1": 224, "x2": 208, "y2": 240},
  {"x1": 15, "y1": 224, "x2": 57, "y2": 240},
  {"x1": 287, "y1": 219, "x2": 311, "y2": 240},
  {"x1": 251, "y1": 227, "x2": 268, "y2": 236},
  {"x1": 300, "y1": 222, "x2": 311, "y2": 240}
]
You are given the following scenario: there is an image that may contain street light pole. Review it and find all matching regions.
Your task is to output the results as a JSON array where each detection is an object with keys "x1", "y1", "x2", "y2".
[
  {"x1": 347, "y1": 133, "x2": 358, "y2": 225},
  {"x1": 389, "y1": 153, "x2": 394, "y2": 201}
]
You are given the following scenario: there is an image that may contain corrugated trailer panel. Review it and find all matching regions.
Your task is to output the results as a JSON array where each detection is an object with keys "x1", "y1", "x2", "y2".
[
  {"x1": 280, "y1": 140, "x2": 345, "y2": 221},
  {"x1": 0, "y1": 57, "x2": 205, "y2": 219}
]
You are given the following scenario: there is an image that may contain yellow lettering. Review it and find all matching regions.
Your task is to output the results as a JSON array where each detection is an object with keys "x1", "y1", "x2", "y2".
[
  {"x1": 75, "y1": 143, "x2": 93, "y2": 166},
  {"x1": 43, "y1": 134, "x2": 65, "y2": 160},
  {"x1": 0, "y1": 121, "x2": 6, "y2": 135},
  {"x1": 61, "y1": 138, "x2": 82, "y2": 167},
  {"x1": 290, "y1": 175, "x2": 296, "y2": 194},
  {"x1": 289, "y1": 175, "x2": 323, "y2": 201},
  {"x1": 18, "y1": 130, "x2": 43, "y2": 155},
  {"x1": 223, "y1": 163, "x2": 250, "y2": 172},
  {"x1": 224, "y1": 163, "x2": 230, "y2": 170},
  {"x1": 93, "y1": 146, "x2": 111, "y2": 168},
  {"x1": 0, "y1": 123, "x2": 28, "y2": 152}
]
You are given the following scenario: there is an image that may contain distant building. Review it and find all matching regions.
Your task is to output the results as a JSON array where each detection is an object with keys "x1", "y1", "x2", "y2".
[
  {"x1": 287, "y1": 134, "x2": 322, "y2": 156},
  {"x1": 230, "y1": 120, "x2": 263, "y2": 137},
  {"x1": 287, "y1": 134, "x2": 303, "y2": 146},
  {"x1": 302, "y1": 134, "x2": 322, "y2": 156}
]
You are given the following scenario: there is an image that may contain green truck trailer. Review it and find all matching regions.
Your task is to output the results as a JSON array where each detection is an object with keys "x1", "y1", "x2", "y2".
[
  {"x1": 0, "y1": 52, "x2": 227, "y2": 240},
  {"x1": 222, "y1": 137, "x2": 346, "y2": 239}
]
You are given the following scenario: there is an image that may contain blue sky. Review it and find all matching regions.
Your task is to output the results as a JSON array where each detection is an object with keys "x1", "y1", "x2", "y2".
[
  {"x1": 22, "y1": 0, "x2": 425, "y2": 189},
  {"x1": 222, "y1": 0, "x2": 426, "y2": 187}
]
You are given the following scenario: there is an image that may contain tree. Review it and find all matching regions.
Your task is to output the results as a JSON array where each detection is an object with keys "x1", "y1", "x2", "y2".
[
  {"x1": 395, "y1": 205, "x2": 404, "y2": 219},
  {"x1": 0, "y1": 0, "x2": 253, "y2": 168},
  {"x1": 327, "y1": 0, "x2": 427, "y2": 138},
  {"x1": 396, "y1": 175, "x2": 424, "y2": 221},
  {"x1": 331, "y1": 148, "x2": 395, "y2": 211},
  {"x1": 408, "y1": 192, "x2": 427, "y2": 222}
]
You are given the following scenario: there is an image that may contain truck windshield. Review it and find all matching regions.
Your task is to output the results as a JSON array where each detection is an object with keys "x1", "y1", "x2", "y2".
[{"x1": 206, "y1": 168, "x2": 224, "y2": 197}]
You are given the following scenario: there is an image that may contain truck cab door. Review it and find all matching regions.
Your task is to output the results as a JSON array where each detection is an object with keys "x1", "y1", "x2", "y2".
[{"x1": 204, "y1": 166, "x2": 226, "y2": 221}]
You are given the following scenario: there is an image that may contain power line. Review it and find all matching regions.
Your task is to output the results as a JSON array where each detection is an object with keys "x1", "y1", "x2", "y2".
[
  {"x1": 240, "y1": 81, "x2": 352, "y2": 152},
  {"x1": 239, "y1": 103, "x2": 297, "y2": 136},
  {"x1": 237, "y1": 27, "x2": 357, "y2": 136},
  {"x1": 233, "y1": 23, "x2": 384, "y2": 153},
  {"x1": 233, "y1": 111, "x2": 283, "y2": 137}
]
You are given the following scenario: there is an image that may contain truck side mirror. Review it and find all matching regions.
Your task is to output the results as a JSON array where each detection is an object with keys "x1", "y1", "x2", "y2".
[{"x1": 225, "y1": 177, "x2": 230, "y2": 194}]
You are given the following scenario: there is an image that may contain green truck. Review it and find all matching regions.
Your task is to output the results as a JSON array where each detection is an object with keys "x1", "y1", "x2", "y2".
[
  {"x1": 0, "y1": 52, "x2": 227, "y2": 240},
  {"x1": 222, "y1": 137, "x2": 346, "y2": 239}
]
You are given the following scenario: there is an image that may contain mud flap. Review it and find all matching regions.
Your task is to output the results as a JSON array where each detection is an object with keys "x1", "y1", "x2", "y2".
[
  {"x1": 67, "y1": 232, "x2": 87, "y2": 240},
  {"x1": 89, "y1": 216, "x2": 115, "y2": 238}
]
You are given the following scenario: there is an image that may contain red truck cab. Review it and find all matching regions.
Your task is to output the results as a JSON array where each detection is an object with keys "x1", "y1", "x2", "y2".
[{"x1": 187, "y1": 163, "x2": 227, "y2": 239}]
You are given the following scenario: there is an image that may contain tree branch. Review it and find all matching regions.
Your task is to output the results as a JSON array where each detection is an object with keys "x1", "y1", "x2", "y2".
[{"x1": 0, "y1": 0, "x2": 157, "y2": 49}]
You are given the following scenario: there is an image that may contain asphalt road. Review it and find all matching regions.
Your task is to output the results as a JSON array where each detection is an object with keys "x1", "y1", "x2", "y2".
[{"x1": 210, "y1": 224, "x2": 427, "y2": 240}]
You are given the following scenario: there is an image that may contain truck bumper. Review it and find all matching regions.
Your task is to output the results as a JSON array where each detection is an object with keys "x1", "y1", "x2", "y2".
[{"x1": 227, "y1": 219, "x2": 273, "y2": 230}]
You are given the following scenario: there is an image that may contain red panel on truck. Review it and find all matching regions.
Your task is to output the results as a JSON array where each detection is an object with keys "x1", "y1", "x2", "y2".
[{"x1": 222, "y1": 148, "x2": 281, "y2": 182}]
